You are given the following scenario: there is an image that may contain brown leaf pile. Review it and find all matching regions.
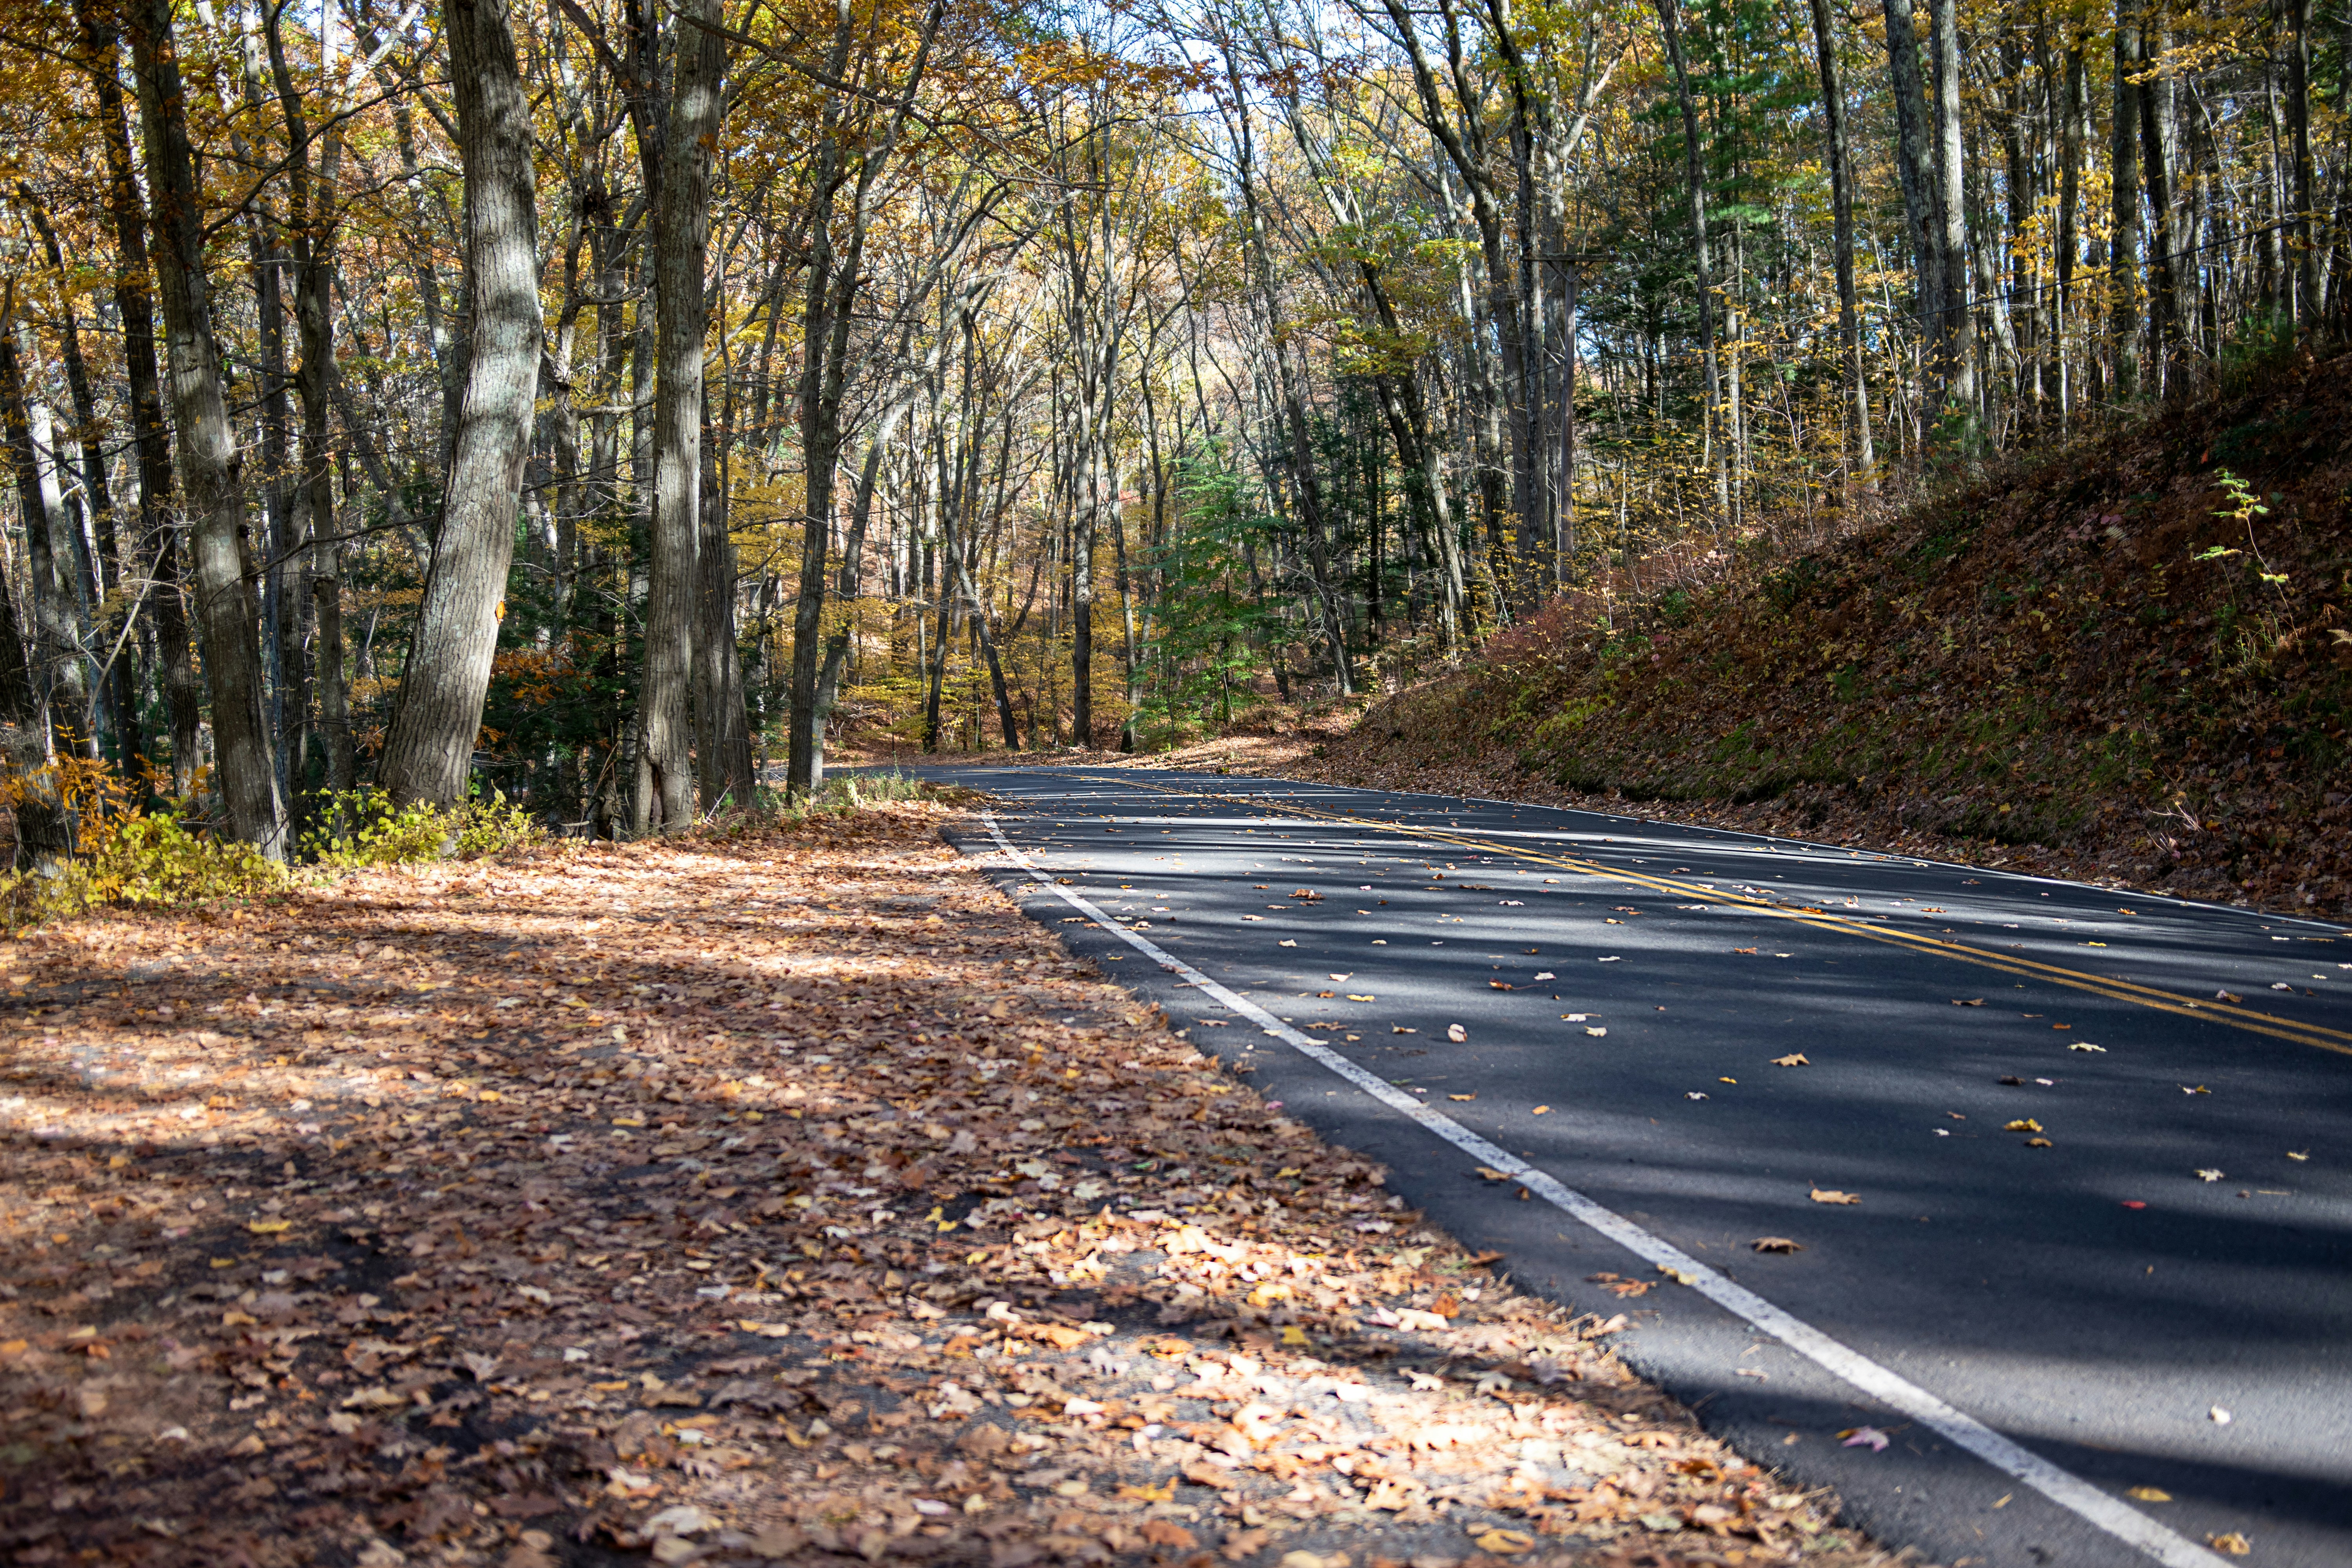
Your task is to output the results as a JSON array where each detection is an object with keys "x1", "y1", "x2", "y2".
[{"x1": 1, "y1": 803, "x2": 1898, "y2": 1568}]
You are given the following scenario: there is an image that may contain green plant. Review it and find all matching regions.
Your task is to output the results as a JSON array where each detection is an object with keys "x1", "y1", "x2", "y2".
[
  {"x1": 303, "y1": 782, "x2": 544, "y2": 867},
  {"x1": 0, "y1": 757, "x2": 283, "y2": 933}
]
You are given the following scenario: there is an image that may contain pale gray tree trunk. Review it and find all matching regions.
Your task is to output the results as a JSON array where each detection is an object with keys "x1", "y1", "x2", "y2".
[
  {"x1": 635, "y1": 0, "x2": 726, "y2": 832},
  {"x1": 379, "y1": 0, "x2": 542, "y2": 808},
  {"x1": 1928, "y1": 0, "x2": 1973, "y2": 412},
  {"x1": 129, "y1": 0, "x2": 285, "y2": 855},
  {"x1": 0, "y1": 323, "x2": 96, "y2": 756}
]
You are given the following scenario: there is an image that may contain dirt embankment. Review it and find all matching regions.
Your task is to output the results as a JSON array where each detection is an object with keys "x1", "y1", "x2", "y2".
[{"x1": 1291, "y1": 352, "x2": 2352, "y2": 915}]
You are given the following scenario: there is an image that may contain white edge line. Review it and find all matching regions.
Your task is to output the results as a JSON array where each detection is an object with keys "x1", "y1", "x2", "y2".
[{"x1": 977, "y1": 809, "x2": 2228, "y2": 1568}]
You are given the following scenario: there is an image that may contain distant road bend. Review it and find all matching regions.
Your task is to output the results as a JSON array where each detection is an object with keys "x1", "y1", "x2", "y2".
[{"x1": 911, "y1": 765, "x2": 2352, "y2": 1568}]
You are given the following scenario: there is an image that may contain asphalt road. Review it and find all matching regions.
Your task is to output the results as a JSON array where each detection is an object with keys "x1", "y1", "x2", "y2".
[{"x1": 918, "y1": 765, "x2": 2352, "y2": 1568}]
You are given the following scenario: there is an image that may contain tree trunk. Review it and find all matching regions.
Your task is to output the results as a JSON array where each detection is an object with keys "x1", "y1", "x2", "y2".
[
  {"x1": 2056, "y1": 32, "x2": 2086, "y2": 421},
  {"x1": 128, "y1": 0, "x2": 285, "y2": 855},
  {"x1": 2134, "y1": 15, "x2": 2179, "y2": 391},
  {"x1": 0, "y1": 319, "x2": 96, "y2": 757},
  {"x1": 80, "y1": 0, "x2": 201, "y2": 793},
  {"x1": 2284, "y1": 0, "x2": 2315, "y2": 327},
  {"x1": 1880, "y1": 0, "x2": 1942, "y2": 412},
  {"x1": 1657, "y1": 0, "x2": 1728, "y2": 520},
  {"x1": 1807, "y1": 0, "x2": 1874, "y2": 479},
  {"x1": 634, "y1": 0, "x2": 725, "y2": 832},
  {"x1": 1927, "y1": 0, "x2": 1973, "y2": 413},
  {"x1": 2111, "y1": 0, "x2": 2144, "y2": 397},
  {"x1": 378, "y1": 0, "x2": 542, "y2": 808},
  {"x1": 695, "y1": 401, "x2": 755, "y2": 809},
  {"x1": 19, "y1": 194, "x2": 138, "y2": 766}
]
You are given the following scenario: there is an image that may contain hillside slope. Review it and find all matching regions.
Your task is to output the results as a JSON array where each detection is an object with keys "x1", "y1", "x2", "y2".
[{"x1": 1304, "y1": 352, "x2": 2352, "y2": 915}]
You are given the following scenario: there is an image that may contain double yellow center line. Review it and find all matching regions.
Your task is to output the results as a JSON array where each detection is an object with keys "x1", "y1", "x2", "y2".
[{"x1": 1086, "y1": 774, "x2": 2352, "y2": 1060}]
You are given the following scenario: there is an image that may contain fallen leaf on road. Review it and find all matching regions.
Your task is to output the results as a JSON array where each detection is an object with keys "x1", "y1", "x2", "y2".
[
  {"x1": 1685, "y1": 1092, "x2": 1709, "y2": 1101},
  {"x1": 2025, "y1": 1137, "x2": 2052, "y2": 1147},
  {"x1": 245, "y1": 1220, "x2": 290, "y2": 1236},
  {"x1": 2210, "y1": 1406, "x2": 2232, "y2": 1425},
  {"x1": 1489, "y1": 980, "x2": 1514, "y2": 990},
  {"x1": 2196, "y1": 1169, "x2": 2225, "y2": 1182},
  {"x1": 1533, "y1": 971, "x2": 1555, "y2": 980},
  {"x1": 1952, "y1": 998, "x2": 1983, "y2": 1006},
  {"x1": 1839, "y1": 1427, "x2": 1890, "y2": 1452},
  {"x1": 2287, "y1": 1150, "x2": 2308, "y2": 1161},
  {"x1": 1598, "y1": 956, "x2": 1622, "y2": 962},
  {"x1": 1470, "y1": 1528, "x2": 1535, "y2": 1554},
  {"x1": 1585, "y1": 1027, "x2": 1607, "y2": 1037},
  {"x1": 1657, "y1": 1266, "x2": 1698, "y2": 1285},
  {"x1": 1809, "y1": 1189, "x2": 1861, "y2": 1205},
  {"x1": 1772, "y1": 1053, "x2": 1810, "y2": 1066},
  {"x1": 1392, "y1": 1026, "x2": 1416, "y2": 1034},
  {"x1": 2121, "y1": 1200, "x2": 2147, "y2": 1209},
  {"x1": 1532, "y1": 1104, "x2": 1549, "y2": 1114},
  {"x1": 2127, "y1": 1486, "x2": 2172, "y2": 1502},
  {"x1": 1446, "y1": 1024, "x2": 1467, "y2": 1042},
  {"x1": 1449, "y1": 1093, "x2": 1476, "y2": 1102},
  {"x1": 2069, "y1": 1042, "x2": 2107, "y2": 1052},
  {"x1": 2005, "y1": 1119, "x2": 2043, "y2": 1133},
  {"x1": 2208, "y1": 1533, "x2": 2252, "y2": 1556},
  {"x1": 1474, "y1": 1167, "x2": 1511, "y2": 1181},
  {"x1": 2215, "y1": 990, "x2": 2241, "y2": 1003},
  {"x1": 1751, "y1": 1237, "x2": 1803, "y2": 1253},
  {"x1": 1347, "y1": 994, "x2": 1374, "y2": 1001}
]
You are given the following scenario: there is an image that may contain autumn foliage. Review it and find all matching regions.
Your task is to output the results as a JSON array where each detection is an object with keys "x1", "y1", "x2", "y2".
[{"x1": 1311, "y1": 350, "x2": 2352, "y2": 915}]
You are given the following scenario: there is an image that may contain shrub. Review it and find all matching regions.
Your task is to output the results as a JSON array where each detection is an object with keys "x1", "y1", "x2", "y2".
[
  {"x1": 0, "y1": 756, "x2": 281, "y2": 933},
  {"x1": 304, "y1": 783, "x2": 544, "y2": 867}
]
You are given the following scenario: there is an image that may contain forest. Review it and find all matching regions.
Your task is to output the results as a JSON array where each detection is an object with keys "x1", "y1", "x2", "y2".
[{"x1": 0, "y1": 0, "x2": 2343, "y2": 856}]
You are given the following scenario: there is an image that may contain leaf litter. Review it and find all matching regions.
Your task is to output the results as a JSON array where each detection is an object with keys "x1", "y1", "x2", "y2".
[{"x1": 0, "y1": 800, "x2": 1901, "y2": 1568}]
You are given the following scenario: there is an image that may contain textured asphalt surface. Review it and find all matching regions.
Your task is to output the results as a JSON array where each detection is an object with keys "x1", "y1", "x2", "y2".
[{"x1": 914, "y1": 765, "x2": 2352, "y2": 1568}]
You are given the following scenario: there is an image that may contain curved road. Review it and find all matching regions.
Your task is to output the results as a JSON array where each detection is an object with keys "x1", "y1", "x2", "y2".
[{"x1": 917, "y1": 766, "x2": 2352, "y2": 1568}]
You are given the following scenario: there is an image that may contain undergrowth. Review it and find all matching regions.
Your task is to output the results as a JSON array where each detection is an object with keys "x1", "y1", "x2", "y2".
[{"x1": 0, "y1": 762, "x2": 547, "y2": 935}]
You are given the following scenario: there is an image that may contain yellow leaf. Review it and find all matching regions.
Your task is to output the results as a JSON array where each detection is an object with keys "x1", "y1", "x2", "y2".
[
  {"x1": 1117, "y1": 1479, "x2": 1176, "y2": 1503},
  {"x1": 1772, "y1": 1053, "x2": 1809, "y2": 1066},
  {"x1": 2005, "y1": 1119, "x2": 2043, "y2": 1133},
  {"x1": 2127, "y1": 1486, "x2": 2172, "y2": 1503},
  {"x1": 2207, "y1": 1532, "x2": 2252, "y2": 1555},
  {"x1": 1279, "y1": 1325, "x2": 1310, "y2": 1346},
  {"x1": 1470, "y1": 1528, "x2": 1535, "y2": 1554},
  {"x1": 1809, "y1": 1188, "x2": 1861, "y2": 1205},
  {"x1": 247, "y1": 1219, "x2": 291, "y2": 1235}
]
